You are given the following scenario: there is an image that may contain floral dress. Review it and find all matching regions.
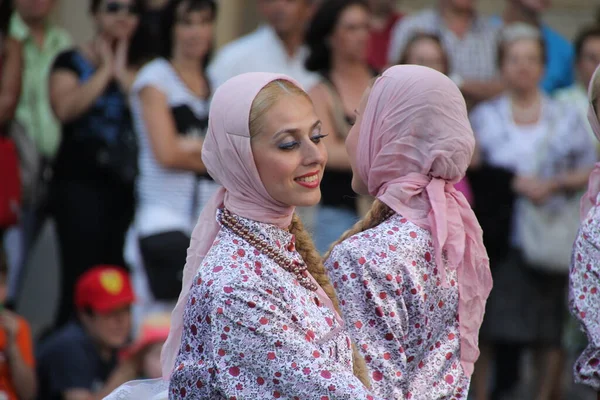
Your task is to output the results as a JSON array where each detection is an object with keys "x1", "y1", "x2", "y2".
[
  {"x1": 326, "y1": 214, "x2": 469, "y2": 399},
  {"x1": 169, "y1": 210, "x2": 384, "y2": 399},
  {"x1": 569, "y1": 197, "x2": 600, "y2": 391}
]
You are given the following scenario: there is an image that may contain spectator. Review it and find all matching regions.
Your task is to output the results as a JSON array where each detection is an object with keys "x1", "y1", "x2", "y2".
[
  {"x1": 0, "y1": 248, "x2": 36, "y2": 400},
  {"x1": 387, "y1": 0, "x2": 503, "y2": 108},
  {"x1": 366, "y1": 0, "x2": 403, "y2": 71},
  {"x1": 6, "y1": 0, "x2": 71, "y2": 306},
  {"x1": 207, "y1": 0, "x2": 318, "y2": 91},
  {"x1": 555, "y1": 25, "x2": 600, "y2": 152},
  {"x1": 496, "y1": 0, "x2": 575, "y2": 94},
  {"x1": 470, "y1": 23, "x2": 596, "y2": 400},
  {"x1": 129, "y1": 0, "x2": 219, "y2": 306},
  {"x1": 305, "y1": 0, "x2": 374, "y2": 253},
  {"x1": 48, "y1": 0, "x2": 141, "y2": 329},
  {"x1": 0, "y1": 0, "x2": 22, "y2": 132},
  {"x1": 120, "y1": 313, "x2": 170, "y2": 379},
  {"x1": 37, "y1": 266, "x2": 137, "y2": 400}
]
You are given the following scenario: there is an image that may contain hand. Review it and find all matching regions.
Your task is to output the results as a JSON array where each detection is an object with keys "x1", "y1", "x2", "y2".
[
  {"x1": 513, "y1": 176, "x2": 555, "y2": 205},
  {"x1": 0, "y1": 310, "x2": 19, "y2": 344},
  {"x1": 113, "y1": 39, "x2": 129, "y2": 80},
  {"x1": 96, "y1": 37, "x2": 114, "y2": 71}
]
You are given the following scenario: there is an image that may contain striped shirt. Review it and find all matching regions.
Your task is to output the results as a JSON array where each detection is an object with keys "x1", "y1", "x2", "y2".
[
  {"x1": 130, "y1": 58, "x2": 219, "y2": 237},
  {"x1": 388, "y1": 9, "x2": 500, "y2": 81}
]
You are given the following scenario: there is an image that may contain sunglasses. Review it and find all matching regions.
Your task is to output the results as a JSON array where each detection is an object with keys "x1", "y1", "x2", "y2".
[{"x1": 104, "y1": 2, "x2": 139, "y2": 15}]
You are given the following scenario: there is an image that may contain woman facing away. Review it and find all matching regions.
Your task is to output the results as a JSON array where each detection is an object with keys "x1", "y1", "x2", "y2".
[
  {"x1": 570, "y1": 64, "x2": 600, "y2": 400},
  {"x1": 325, "y1": 65, "x2": 493, "y2": 399},
  {"x1": 105, "y1": 72, "x2": 384, "y2": 399}
]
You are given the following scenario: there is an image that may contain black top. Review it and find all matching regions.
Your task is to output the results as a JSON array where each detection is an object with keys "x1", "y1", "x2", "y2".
[
  {"x1": 318, "y1": 72, "x2": 358, "y2": 212},
  {"x1": 36, "y1": 321, "x2": 117, "y2": 400},
  {"x1": 51, "y1": 49, "x2": 137, "y2": 186}
]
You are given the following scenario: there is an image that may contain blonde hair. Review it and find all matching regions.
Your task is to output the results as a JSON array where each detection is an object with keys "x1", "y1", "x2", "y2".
[
  {"x1": 249, "y1": 79, "x2": 371, "y2": 388},
  {"x1": 324, "y1": 199, "x2": 392, "y2": 260}
]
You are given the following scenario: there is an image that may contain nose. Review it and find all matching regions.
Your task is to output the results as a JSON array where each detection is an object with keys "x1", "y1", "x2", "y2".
[{"x1": 302, "y1": 139, "x2": 327, "y2": 167}]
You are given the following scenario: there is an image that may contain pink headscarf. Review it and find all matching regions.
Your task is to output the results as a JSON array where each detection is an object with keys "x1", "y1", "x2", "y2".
[
  {"x1": 580, "y1": 65, "x2": 600, "y2": 220},
  {"x1": 160, "y1": 72, "x2": 300, "y2": 378},
  {"x1": 357, "y1": 65, "x2": 492, "y2": 377}
]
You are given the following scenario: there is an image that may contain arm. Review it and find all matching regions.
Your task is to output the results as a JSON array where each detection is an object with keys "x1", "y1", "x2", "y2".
[
  {"x1": 309, "y1": 84, "x2": 351, "y2": 171},
  {"x1": 63, "y1": 359, "x2": 139, "y2": 400},
  {"x1": 326, "y1": 245, "x2": 407, "y2": 399},
  {"x1": 138, "y1": 86, "x2": 206, "y2": 173},
  {"x1": 569, "y1": 229, "x2": 600, "y2": 392},
  {"x1": 2, "y1": 315, "x2": 36, "y2": 400},
  {"x1": 49, "y1": 65, "x2": 112, "y2": 123},
  {"x1": 0, "y1": 38, "x2": 22, "y2": 125}
]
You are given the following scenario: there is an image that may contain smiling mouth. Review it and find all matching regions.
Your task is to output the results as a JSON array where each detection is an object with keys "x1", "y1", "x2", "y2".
[{"x1": 294, "y1": 172, "x2": 320, "y2": 188}]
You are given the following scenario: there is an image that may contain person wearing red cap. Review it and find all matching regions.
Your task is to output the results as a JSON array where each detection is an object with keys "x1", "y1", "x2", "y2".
[{"x1": 36, "y1": 265, "x2": 139, "y2": 400}]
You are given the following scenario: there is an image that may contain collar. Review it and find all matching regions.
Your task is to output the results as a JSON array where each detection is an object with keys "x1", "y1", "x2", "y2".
[
  {"x1": 9, "y1": 12, "x2": 62, "y2": 48},
  {"x1": 434, "y1": 8, "x2": 487, "y2": 34},
  {"x1": 258, "y1": 24, "x2": 306, "y2": 61},
  {"x1": 217, "y1": 208, "x2": 296, "y2": 251}
]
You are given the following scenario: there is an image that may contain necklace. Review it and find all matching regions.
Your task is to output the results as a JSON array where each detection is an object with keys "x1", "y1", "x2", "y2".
[{"x1": 219, "y1": 209, "x2": 318, "y2": 292}]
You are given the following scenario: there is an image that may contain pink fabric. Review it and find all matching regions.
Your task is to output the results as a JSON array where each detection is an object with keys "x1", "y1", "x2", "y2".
[
  {"x1": 580, "y1": 65, "x2": 600, "y2": 220},
  {"x1": 161, "y1": 72, "x2": 300, "y2": 379},
  {"x1": 356, "y1": 65, "x2": 492, "y2": 376},
  {"x1": 455, "y1": 177, "x2": 474, "y2": 206}
]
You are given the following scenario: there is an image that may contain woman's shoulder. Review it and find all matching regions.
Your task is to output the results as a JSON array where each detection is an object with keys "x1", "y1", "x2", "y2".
[
  {"x1": 133, "y1": 58, "x2": 174, "y2": 92},
  {"x1": 328, "y1": 214, "x2": 430, "y2": 262}
]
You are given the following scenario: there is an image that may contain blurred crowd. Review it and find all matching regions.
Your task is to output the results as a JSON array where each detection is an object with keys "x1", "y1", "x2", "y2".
[{"x1": 0, "y1": 0, "x2": 599, "y2": 399}]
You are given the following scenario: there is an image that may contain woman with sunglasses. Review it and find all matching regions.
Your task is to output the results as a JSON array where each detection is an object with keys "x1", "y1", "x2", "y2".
[{"x1": 48, "y1": 0, "x2": 142, "y2": 330}]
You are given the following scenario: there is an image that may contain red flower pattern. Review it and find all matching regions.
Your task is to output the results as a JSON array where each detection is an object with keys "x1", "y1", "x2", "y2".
[
  {"x1": 326, "y1": 214, "x2": 469, "y2": 399},
  {"x1": 168, "y1": 211, "x2": 384, "y2": 399},
  {"x1": 569, "y1": 204, "x2": 600, "y2": 391}
]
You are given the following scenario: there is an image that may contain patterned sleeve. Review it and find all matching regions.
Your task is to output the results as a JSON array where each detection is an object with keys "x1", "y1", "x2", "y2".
[
  {"x1": 172, "y1": 279, "x2": 384, "y2": 399},
  {"x1": 569, "y1": 225, "x2": 600, "y2": 391},
  {"x1": 328, "y1": 245, "x2": 408, "y2": 399}
]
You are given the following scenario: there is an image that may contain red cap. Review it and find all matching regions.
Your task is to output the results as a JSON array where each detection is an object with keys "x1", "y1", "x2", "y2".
[{"x1": 75, "y1": 265, "x2": 135, "y2": 314}]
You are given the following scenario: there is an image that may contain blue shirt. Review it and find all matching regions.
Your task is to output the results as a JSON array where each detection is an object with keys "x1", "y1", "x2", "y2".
[
  {"x1": 36, "y1": 322, "x2": 117, "y2": 400},
  {"x1": 491, "y1": 16, "x2": 574, "y2": 94}
]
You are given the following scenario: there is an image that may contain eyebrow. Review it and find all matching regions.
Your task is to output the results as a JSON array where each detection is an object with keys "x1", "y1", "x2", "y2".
[{"x1": 273, "y1": 120, "x2": 321, "y2": 140}]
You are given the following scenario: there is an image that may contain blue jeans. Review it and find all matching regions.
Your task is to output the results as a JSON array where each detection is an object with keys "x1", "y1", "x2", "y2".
[{"x1": 314, "y1": 206, "x2": 358, "y2": 254}]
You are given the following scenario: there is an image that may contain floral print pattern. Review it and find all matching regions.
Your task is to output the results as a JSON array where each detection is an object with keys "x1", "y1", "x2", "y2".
[
  {"x1": 169, "y1": 210, "x2": 384, "y2": 399},
  {"x1": 326, "y1": 214, "x2": 469, "y2": 399},
  {"x1": 569, "y1": 200, "x2": 600, "y2": 391}
]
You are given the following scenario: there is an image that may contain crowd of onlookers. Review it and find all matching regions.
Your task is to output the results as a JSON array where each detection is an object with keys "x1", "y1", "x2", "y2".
[{"x1": 0, "y1": 0, "x2": 600, "y2": 398}]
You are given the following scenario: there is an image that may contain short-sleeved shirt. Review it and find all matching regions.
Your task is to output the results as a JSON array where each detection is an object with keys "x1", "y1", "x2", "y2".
[
  {"x1": 387, "y1": 9, "x2": 500, "y2": 81},
  {"x1": 9, "y1": 12, "x2": 72, "y2": 158},
  {"x1": 130, "y1": 58, "x2": 219, "y2": 237},
  {"x1": 37, "y1": 321, "x2": 117, "y2": 400},
  {"x1": 0, "y1": 315, "x2": 34, "y2": 400},
  {"x1": 50, "y1": 49, "x2": 137, "y2": 186}
]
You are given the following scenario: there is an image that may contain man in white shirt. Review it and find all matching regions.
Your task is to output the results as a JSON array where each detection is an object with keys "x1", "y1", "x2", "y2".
[{"x1": 208, "y1": 0, "x2": 319, "y2": 91}]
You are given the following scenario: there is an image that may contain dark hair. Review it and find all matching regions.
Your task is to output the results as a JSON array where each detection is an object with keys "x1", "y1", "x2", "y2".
[
  {"x1": 161, "y1": 0, "x2": 217, "y2": 61},
  {"x1": 574, "y1": 25, "x2": 600, "y2": 62},
  {"x1": 305, "y1": 0, "x2": 369, "y2": 73},
  {"x1": 0, "y1": 0, "x2": 14, "y2": 37},
  {"x1": 398, "y1": 32, "x2": 450, "y2": 75}
]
